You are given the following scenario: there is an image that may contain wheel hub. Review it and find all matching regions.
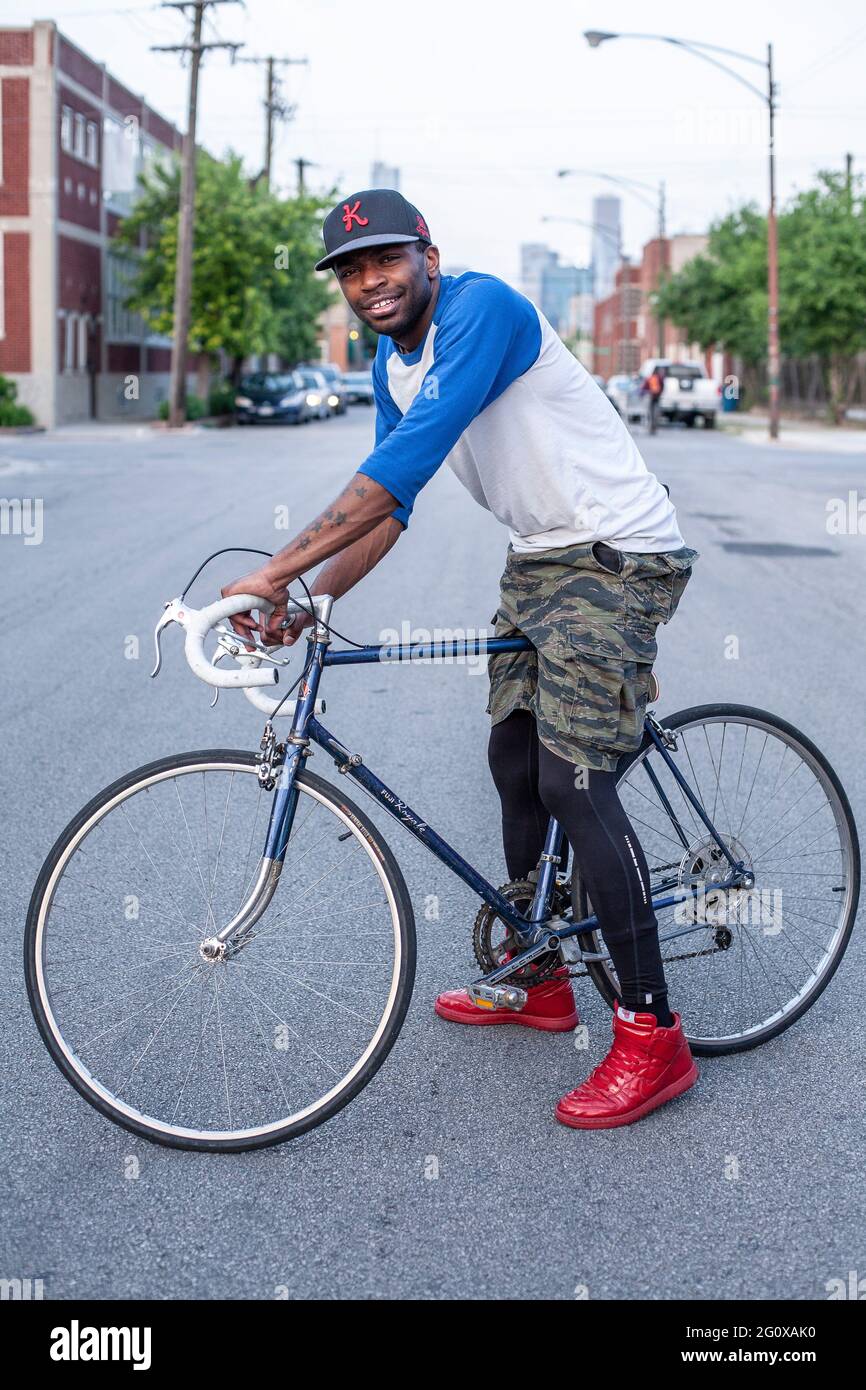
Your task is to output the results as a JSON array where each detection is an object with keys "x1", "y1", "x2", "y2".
[{"x1": 679, "y1": 833, "x2": 752, "y2": 890}]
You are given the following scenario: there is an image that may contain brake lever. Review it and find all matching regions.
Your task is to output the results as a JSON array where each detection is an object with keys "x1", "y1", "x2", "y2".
[
  {"x1": 209, "y1": 646, "x2": 230, "y2": 706},
  {"x1": 151, "y1": 599, "x2": 182, "y2": 678},
  {"x1": 212, "y1": 625, "x2": 293, "y2": 666}
]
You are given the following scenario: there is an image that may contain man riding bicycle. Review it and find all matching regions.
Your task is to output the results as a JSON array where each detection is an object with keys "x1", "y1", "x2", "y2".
[{"x1": 222, "y1": 189, "x2": 700, "y2": 1130}]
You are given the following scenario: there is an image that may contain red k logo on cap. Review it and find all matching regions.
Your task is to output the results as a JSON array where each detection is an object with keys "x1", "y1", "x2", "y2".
[
  {"x1": 342, "y1": 200, "x2": 369, "y2": 231},
  {"x1": 415, "y1": 214, "x2": 430, "y2": 238}
]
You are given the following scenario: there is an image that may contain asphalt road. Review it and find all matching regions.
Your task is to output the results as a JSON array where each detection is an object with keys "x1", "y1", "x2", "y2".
[{"x1": 2, "y1": 410, "x2": 864, "y2": 1301}]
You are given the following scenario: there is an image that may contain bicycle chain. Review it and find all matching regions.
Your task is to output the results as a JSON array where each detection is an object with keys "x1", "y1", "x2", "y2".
[
  {"x1": 473, "y1": 879, "x2": 569, "y2": 986},
  {"x1": 562, "y1": 941, "x2": 726, "y2": 979}
]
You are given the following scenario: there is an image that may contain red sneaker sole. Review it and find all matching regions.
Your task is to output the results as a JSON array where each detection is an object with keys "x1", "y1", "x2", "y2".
[
  {"x1": 434, "y1": 999, "x2": 579, "y2": 1032},
  {"x1": 554, "y1": 1061, "x2": 700, "y2": 1129}
]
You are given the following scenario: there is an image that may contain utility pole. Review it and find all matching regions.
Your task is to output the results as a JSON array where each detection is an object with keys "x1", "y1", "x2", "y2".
[
  {"x1": 153, "y1": 1, "x2": 243, "y2": 428},
  {"x1": 294, "y1": 156, "x2": 317, "y2": 195},
  {"x1": 766, "y1": 42, "x2": 780, "y2": 440},
  {"x1": 845, "y1": 151, "x2": 853, "y2": 208},
  {"x1": 656, "y1": 178, "x2": 667, "y2": 356},
  {"x1": 237, "y1": 54, "x2": 308, "y2": 189}
]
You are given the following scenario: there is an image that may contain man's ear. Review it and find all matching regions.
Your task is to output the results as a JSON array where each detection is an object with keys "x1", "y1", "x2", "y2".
[{"x1": 424, "y1": 243, "x2": 440, "y2": 279}]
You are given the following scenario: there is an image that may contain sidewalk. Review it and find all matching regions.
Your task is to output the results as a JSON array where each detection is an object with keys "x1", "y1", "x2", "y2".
[
  {"x1": 721, "y1": 413, "x2": 866, "y2": 455},
  {"x1": 40, "y1": 420, "x2": 207, "y2": 442}
]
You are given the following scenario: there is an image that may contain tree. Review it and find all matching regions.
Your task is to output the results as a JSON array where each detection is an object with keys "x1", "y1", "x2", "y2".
[
  {"x1": 779, "y1": 170, "x2": 866, "y2": 422},
  {"x1": 655, "y1": 169, "x2": 866, "y2": 421},
  {"x1": 654, "y1": 206, "x2": 768, "y2": 365},
  {"x1": 114, "y1": 150, "x2": 333, "y2": 384}
]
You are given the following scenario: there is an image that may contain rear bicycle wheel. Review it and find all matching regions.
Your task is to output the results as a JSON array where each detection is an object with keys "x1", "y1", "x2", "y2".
[
  {"x1": 25, "y1": 751, "x2": 416, "y2": 1150},
  {"x1": 571, "y1": 705, "x2": 860, "y2": 1055}
]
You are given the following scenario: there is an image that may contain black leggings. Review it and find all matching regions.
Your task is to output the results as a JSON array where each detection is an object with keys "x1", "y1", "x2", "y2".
[{"x1": 488, "y1": 710, "x2": 671, "y2": 1019}]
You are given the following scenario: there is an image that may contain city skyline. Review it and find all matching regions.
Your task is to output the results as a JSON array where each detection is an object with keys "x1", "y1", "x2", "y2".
[{"x1": 8, "y1": 0, "x2": 865, "y2": 282}]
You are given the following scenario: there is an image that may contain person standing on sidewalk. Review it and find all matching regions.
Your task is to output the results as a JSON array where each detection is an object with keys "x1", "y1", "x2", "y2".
[{"x1": 644, "y1": 364, "x2": 666, "y2": 434}]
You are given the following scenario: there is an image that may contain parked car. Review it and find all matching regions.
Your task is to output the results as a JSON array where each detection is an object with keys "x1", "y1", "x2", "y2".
[
  {"x1": 341, "y1": 369, "x2": 374, "y2": 405},
  {"x1": 297, "y1": 369, "x2": 333, "y2": 420},
  {"x1": 234, "y1": 371, "x2": 311, "y2": 425},
  {"x1": 636, "y1": 359, "x2": 722, "y2": 428},
  {"x1": 604, "y1": 373, "x2": 640, "y2": 420},
  {"x1": 299, "y1": 362, "x2": 347, "y2": 415}
]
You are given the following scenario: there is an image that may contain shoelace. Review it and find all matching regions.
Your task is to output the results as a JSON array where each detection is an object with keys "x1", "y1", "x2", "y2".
[{"x1": 585, "y1": 1037, "x2": 650, "y2": 1093}]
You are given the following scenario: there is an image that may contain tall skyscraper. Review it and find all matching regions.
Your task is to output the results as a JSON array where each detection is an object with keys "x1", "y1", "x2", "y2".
[
  {"x1": 370, "y1": 161, "x2": 400, "y2": 190},
  {"x1": 541, "y1": 263, "x2": 593, "y2": 332},
  {"x1": 591, "y1": 195, "x2": 622, "y2": 301},
  {"x1": 520, "y1": 243, "x2": 558, "y2": 307}
]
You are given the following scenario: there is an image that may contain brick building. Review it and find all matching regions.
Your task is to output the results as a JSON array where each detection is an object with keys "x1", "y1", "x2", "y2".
[
  {"x1": 0, "y1": 20, "x2": 185, "y2": 427},
  {"x1": 593, "y1": 262, "x2": 643, "y2": 376},
  {"x1": 593, "y1": 233, "x2": 722, "y2": 378}
]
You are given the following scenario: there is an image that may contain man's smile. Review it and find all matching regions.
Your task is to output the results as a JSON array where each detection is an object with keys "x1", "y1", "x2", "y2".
[{"x1": 363, "y1": 292, "x2": 403, "y2": 319}]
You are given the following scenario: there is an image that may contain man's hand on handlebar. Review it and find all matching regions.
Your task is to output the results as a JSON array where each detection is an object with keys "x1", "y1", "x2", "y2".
[
  {"x1": 278, "y1": 608, "x2": 316, "y2": 647},
  {"x1": 221, "y1": 568, "x2": 290, "y2": 647},
  {"x1": 220, "y1": 567, "x2": 318, "y2": 647}
]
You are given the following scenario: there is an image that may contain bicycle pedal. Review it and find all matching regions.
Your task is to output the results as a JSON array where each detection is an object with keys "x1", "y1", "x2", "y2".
[{"x1": 467, "y1": 982, "x2": 528, "y2": 1012}]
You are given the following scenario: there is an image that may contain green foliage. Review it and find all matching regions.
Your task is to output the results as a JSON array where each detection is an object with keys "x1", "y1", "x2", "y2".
[
  {"x1": 207, "y1": 380, "x2": 237, "y2": 416},
  {"x1": 0, "y1": 374, "x2": 35, "y2": 426},
  {"x1": 655, "y1": 206, "x2": 768, "y2": 364},
  {"x1": 158, "y1": 394, "x2": 206, "y2": 421},
  {"x1": 113, "y1": 151, "x2": 334, "y2": 372},
  {"x1": 655, "y1": 169, "x2": 866, "y2": 392},
  {"x1": 779, "y1": 171, "x2": 866, "y2": 359}
]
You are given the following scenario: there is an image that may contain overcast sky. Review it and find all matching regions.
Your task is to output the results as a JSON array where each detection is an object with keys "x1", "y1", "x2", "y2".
[{"x1": 19, "y1": 0, "x2": 866, "y2": 280}]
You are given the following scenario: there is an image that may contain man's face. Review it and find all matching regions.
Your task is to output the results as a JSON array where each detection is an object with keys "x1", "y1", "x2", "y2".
[{"x1": 333, "y1": 242, "x2": 439, "y2": 338}]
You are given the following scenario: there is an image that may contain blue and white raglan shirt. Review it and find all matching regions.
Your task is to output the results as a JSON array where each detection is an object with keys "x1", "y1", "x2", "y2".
[{"x1": 358, "y1": 271, "x2": 684, "y2": 553}]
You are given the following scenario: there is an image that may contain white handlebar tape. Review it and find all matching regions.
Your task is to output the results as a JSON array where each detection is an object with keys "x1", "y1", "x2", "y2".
[
  {"x1": 181, "y1": 594, "x2": 278, "y2": 689},
  {"x1": 243, "y1": 688, "x2": 326, "y2": 718}
]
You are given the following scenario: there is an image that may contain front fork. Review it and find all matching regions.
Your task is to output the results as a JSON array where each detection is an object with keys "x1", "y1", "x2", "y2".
[{"x1": 200, "y1": 630, "x2": 328, "y2": 960}]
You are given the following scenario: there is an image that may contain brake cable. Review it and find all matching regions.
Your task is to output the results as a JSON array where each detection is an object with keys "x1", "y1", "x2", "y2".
[{"x1": 179, "y1": 546, "x2": 370, "y2": 650}]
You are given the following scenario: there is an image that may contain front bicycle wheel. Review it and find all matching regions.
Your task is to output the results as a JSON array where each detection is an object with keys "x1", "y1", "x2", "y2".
[
  {"x1": 25, "y1": 751, "x2": 416, "y2": 1151},
  {"x1": 572, "y1": 705, "x2": 860, "y2": 1055}
]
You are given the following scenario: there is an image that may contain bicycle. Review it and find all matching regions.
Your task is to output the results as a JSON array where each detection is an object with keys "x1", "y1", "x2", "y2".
[{"x1": 25, "y1": 574, "x2": 860, "y2": 1151}]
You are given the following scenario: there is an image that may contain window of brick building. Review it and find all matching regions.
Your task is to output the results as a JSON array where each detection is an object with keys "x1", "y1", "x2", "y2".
[
  {"x1": 61, "y1": 105, "x2": 73, "y2": 152},
  {"x1": 64, "y1": 312, "x2": 79, "y2": 372}
]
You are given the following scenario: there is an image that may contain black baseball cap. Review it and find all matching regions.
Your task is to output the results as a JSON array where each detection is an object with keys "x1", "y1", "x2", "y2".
[{"x1": 315, "y1": 188, "x2": 432, "y2": 271}]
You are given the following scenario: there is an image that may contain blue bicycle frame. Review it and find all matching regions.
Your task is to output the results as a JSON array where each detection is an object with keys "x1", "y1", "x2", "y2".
[{"x1": 258, "y1": 627, "x2": 751, "y2": 984}]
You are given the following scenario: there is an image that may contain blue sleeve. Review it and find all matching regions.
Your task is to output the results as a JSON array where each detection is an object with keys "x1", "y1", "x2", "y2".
[
  {"x1": 357, "y1": 278, "x2": 541, "y2": 516},
  {"x1": 371, "y1": 351, "x2": 411, "y2": 528}
]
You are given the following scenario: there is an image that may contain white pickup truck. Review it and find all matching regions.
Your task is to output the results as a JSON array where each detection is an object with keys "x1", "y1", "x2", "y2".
[{"x1": 636, "y1": 359, "x2": 722, "y2": 429}]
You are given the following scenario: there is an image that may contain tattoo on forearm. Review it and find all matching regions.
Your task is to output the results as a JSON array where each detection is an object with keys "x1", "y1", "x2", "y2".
[
  {"x1": 332, "y1": 510, "x2": 347, "y2": 526},
  {"x1": 353, "y1": 483, "x2": 369, "y2": 498}
]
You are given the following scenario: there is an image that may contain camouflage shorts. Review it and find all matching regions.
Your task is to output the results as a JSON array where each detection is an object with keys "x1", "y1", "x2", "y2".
[{"x1": 486, "y1": 540, "x2": 699, "y2": 772}]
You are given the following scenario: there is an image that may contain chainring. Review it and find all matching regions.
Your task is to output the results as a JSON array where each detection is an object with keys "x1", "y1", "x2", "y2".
[{"x1": 472, "y1": 878, "x2": 570, "y2": 987}]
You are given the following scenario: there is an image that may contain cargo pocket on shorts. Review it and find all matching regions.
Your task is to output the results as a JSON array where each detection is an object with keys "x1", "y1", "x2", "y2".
[
  {"x1": 659, "y1": 547, "x2": 698, "y2": 623},
  {"x1": 553, "y1": 630, "x2": 625, "y2": 753},
  {"x1": 620, "y1": 660, "x2": 655, "y2": 751}
]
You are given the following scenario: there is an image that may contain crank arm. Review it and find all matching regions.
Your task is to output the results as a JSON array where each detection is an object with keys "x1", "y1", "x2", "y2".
[{"x1": 473, "y1": 933, "x2": 562, "y2": 987}]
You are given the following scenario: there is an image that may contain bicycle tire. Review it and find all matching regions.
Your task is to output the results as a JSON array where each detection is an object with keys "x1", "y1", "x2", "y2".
[
  {"x1": 572, "y1": 704, "x2": 860, "y2": 1056},
  {"x1": 25, "y1": 750, "x2": 417, "y2": 1152}
]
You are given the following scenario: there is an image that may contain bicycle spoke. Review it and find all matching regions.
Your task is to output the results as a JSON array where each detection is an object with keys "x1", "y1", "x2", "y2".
[
  {"x1": 32, "y1": 760, "x2": 407, "y2": 1143},
  {"x1": 614, "y1": 711, "x2": 855, "y2": 1049}
]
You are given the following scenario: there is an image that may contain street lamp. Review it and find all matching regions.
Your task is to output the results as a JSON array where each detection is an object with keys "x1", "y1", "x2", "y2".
[
  {"x1": 558, "y1": 167, "x2": 667, "y2": 354},
  {"x1": 584, "y1": 29, "x2": 780, "y2": 439}
]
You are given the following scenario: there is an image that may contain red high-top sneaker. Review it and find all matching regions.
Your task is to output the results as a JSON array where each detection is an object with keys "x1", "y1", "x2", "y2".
[
  {"x1": 555, "y1": 1004, "x2": 699, "y2": 1129},
  {"x1": 434, "y1": 968, "x2": 579, "y2": 1032}
]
